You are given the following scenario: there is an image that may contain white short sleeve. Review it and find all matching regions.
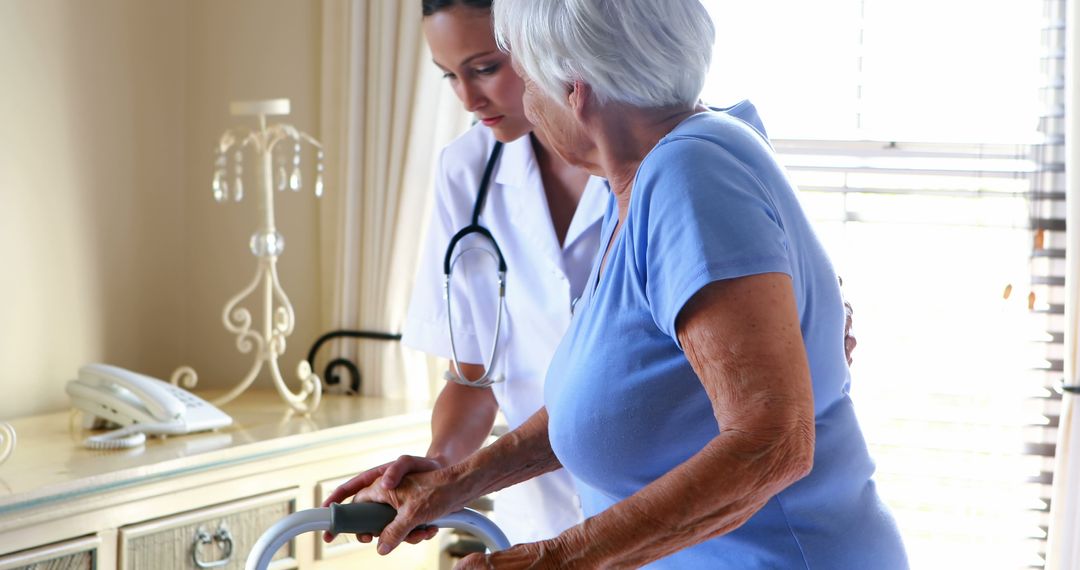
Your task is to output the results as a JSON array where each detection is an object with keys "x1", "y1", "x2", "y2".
[{"x1": 402, "y1": 134, "x2": 487, "y2": 364}]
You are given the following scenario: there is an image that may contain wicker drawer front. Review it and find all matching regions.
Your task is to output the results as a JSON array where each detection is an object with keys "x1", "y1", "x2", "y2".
[
  {"x1": 8, "y1": 553, "x2": 92, "y2": 570},
  {"x1": 0, "y1": 536, "x2": 97, "y2": 570},
  {"x1": 120, "y1": 489, "x2": 296, "y2": 570}
]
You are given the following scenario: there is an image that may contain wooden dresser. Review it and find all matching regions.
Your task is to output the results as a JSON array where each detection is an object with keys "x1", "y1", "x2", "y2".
[{"x1": 0, "y1": 392, "x2": 443, "y2": 569}]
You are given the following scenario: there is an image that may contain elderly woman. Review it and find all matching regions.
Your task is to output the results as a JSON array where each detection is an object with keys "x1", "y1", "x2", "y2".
[{"x1": 343, "y1": 0, "x2": 908, "y2": 567}]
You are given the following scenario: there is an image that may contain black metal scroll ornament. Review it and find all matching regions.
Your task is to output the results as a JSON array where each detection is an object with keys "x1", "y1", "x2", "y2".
[{"x1": 306, "y1": 330, "x2": 402, "y2": 393}]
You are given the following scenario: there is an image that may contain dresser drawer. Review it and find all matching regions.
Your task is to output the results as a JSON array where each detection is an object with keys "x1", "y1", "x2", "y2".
[
  {"x1": 0, "y1": 535, "x2": 98, "y2": 570},
  {"x1": 119, "y1": 489, "x2": 297, "y2": 570}
]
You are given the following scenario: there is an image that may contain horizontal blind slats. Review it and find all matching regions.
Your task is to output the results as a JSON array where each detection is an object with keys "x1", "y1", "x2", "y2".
[{"x1": 781, "y1": 131, "x2": 1058, "y2": 568}]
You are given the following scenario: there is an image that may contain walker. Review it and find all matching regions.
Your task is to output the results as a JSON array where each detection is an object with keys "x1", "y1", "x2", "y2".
[{"x1": 245, "y1": 502, "x2": 510, "y2": 570}]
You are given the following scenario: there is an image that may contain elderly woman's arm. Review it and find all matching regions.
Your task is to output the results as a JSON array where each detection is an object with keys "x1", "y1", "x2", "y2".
[
  {"x1": 345, "y1": 405, "x2": 563, "y2": 555},
  {"x1": 481, "y1": 272, "x2": 816, "y2": 568}
]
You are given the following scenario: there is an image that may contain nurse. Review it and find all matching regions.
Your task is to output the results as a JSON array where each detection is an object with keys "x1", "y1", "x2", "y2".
[{"x1": 323, "y1": 0, "x2": 607, "y2": 544}]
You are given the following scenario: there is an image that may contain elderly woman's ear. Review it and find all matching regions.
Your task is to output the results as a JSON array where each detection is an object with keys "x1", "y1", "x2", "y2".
[{"x1": 567, "y1": 79, "x2": 591, "y2": 119}]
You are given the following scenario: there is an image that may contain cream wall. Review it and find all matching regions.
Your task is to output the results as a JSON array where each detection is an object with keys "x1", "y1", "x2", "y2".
[{"x1": 0, "y1": 0, "x2": 323, "y2": 419}]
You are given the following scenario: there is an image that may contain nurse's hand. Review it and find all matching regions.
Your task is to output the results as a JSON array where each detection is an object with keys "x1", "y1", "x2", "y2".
[
  {"x1": 320, "y1": 455, "x2": 445, "y2": 544},
  {"x1": 838, "y1": 276, "x2": 857, "y2": 366},
  {"x1": 844, "y1": 299, "x2": 857, "y2": 365}
]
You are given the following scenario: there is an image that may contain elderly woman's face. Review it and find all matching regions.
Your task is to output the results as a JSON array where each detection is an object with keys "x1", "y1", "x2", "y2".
[
  {"x1": 518, "y1": 68, "x2": 590, "y2": 166},
  {"x1": 422, "y1": 6, "x2": 530, "y2": 143}
]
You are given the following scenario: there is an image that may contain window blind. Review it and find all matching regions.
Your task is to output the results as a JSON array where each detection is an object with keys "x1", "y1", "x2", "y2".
[
  {"x1": 772, "y1": 135, "x2": 1047, "y2": 569},
  {"x1": 1027, "y1": 1, "x2": 1069, "y2": 567},
  {"x1": 767, "y1": 0, "x2": 1068, "y2": 553},
  {"x1": 769, "y1": 0, "x2": 1066, "y2": 553}
]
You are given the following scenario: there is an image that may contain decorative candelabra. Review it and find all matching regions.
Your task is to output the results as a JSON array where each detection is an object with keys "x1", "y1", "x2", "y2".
[
  {"x1": 172, "y1": 99, "x2": 323, "y2": 414},
  {"x1": 0, "y1": 422, "x2": 14, "y2": 466}
]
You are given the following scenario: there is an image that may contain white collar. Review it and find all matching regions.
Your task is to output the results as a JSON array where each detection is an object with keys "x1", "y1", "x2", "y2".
[
  {"x1": 489, "y1": 133, "x2": 606, "y2": 266},
  {"x1": 493, "y1": 133, "x2": 534, "y2": 190}
]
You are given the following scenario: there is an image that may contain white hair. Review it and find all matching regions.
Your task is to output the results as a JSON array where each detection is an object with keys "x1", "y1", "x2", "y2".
[{"x1": 492, "y1": 0, "x2": 714, "y2": 108}]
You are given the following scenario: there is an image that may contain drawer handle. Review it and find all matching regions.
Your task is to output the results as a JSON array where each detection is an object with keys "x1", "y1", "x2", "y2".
[{"x1": 192, "y1": 526, "x2": 234, "y2": 569}]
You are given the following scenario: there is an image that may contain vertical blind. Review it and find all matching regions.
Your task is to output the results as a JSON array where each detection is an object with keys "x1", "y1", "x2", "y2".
[{"x1": 1029, "y1": 0, "x2": 1069, "y2": 565}]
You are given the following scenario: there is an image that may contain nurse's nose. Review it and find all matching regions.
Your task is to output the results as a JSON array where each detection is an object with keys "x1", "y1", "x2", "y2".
[{"x1": 459, "y1": 80, "x2": 486, "y2": 112}]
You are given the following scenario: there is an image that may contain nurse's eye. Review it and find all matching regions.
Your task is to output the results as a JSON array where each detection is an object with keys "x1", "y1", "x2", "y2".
[
  {"x1": 474, "y1": 63, "x2": 499, "y2": 76},
  {"x1": 442, "y1": 71, "x2": 458, "y2": 81}
]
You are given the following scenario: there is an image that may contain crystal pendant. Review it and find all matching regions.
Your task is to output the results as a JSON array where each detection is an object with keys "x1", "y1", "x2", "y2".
[
  {"x1": 314, "y1": 149, "x2": 324, "y2": 197},
  {"x1": 289, "y1": 168, "x2": 302, "y2": 191},
  {"x1": 290, "y1": 141, "x2": 302, "y2": 191},
  {"x1": 213, "y1": 147, "x2": 227, "y2": 202},
  {"x1": 249, "y1": 230, "x2": 285, "y2": 258},
  {"x1": 277, "y1": 165, "x2": 288, "y2": 191},
  {"x1": 212, "y1": 171, "x2": 226, "y2": 202},
  {"x1": 232, "y1": 152, "x2": 243, "y2": 201}
]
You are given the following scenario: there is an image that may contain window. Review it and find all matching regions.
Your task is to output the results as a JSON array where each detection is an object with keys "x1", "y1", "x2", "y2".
[
  {"x1": 699, "y1": 1, "x2": 1060, "y2": 568},
  {"x1": 703, "y1": 0, "x2": 1042, "y2": 142}
]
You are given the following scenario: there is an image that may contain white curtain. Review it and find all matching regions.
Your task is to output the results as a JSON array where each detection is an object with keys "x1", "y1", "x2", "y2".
[
  {"x1": 1048, "y1": 0, "x2": 1080, "y2": 567},
  {"x1": 318, "y1": 0, "x2": 470, "y2": 399}
]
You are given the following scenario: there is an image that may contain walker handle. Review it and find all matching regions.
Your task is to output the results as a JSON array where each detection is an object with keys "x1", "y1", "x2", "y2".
[
  {"x1": 329, "y1": 502, "x2": 398, "y2": 535},
  {"x1": 324, "y1": 503, "x2": 509, "y2": 552},
  {"x1": 245, "y1": 503, "x2": 510, "y2": 570},
  {"x1": 330, "y1": 503, "x2": 510, "y2": 552}
]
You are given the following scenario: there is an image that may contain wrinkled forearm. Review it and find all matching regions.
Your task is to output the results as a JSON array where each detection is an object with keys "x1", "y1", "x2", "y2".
[
  {"x1": 495, "y1": 273, "x2": 818, "y2": 567},
  {"x1": 447, "y1": 407, "x2": 562, "y2": 503},
  {"x1": 540, "y1": 419, "x2": 813, "y2": 568}
]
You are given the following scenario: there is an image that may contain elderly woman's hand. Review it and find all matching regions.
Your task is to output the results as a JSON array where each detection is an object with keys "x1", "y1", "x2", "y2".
[
  {"x1": 321, "y1": 455, "x2": 446, "y2": 544},
  {"x1": 320, "y1": 406, "x2": 565, "y2": 557},
  {"x1": 454, "y1": 542, "x2": 563, "y2": 569},
  {"x1": 347, "y1": 465, "x2": 473, "y2": 555}
]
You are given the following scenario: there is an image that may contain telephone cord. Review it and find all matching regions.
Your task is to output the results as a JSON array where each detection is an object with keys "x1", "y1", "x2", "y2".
[{"x1": 83, "y1": 423, "x2": 176, "y2": 449}]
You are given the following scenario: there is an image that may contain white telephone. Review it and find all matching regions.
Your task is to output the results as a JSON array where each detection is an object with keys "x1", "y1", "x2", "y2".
[{"x1": 66, "y1": 363, "x2": 233, "y2": 449}]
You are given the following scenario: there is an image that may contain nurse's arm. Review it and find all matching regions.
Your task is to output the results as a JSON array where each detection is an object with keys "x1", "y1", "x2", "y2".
[
  {"x1": 319, "y1": 364, "x2": 495, "y2": 499},
  {"x1": 426, "y1": 362, "x2": 499, "y2": 467},
  {"x1": 320, "y1": 363, "x2": 496, "y2": 544},
  {"x1": 494, "y1": 272, "x2": 816, "y2": 567}
]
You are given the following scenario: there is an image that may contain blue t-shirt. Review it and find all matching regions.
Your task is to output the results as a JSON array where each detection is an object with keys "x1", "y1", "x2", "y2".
[{"x1": 545, "y1": 111, "x2": 908, "y2": 568}]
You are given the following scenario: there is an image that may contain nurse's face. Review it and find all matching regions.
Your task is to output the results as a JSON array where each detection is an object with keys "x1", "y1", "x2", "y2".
[{"x1": 422, "y1": 6, "x2": 530, "y2": 143}]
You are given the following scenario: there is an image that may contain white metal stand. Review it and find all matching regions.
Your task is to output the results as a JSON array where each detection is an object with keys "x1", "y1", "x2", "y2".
[
  {"x1": 173, "y1": 99, "x2": 323, "y2": 414},
  {"x1": 0, "y1": 423, "x2": 14, "y2": 466}
]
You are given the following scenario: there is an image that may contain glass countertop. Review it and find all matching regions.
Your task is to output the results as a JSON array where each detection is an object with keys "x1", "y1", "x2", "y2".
[{"x1": 0, "y1": 391, "x2": 431, "y2": 517}]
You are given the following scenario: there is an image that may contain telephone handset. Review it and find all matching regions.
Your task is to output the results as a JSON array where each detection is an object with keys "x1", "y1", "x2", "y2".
[{"x1": 66, "y1": 363, "x2": 233, "y2": 449}]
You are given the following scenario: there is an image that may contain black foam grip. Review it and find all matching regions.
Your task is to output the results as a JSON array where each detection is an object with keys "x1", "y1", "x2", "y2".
[{"x1": 329, "y1": 502, "x2": 398, "y2": 535}]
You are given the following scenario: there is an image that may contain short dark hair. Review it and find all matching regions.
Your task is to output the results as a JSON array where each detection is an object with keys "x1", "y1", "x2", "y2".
[{"x1": 421, "y1": 0, "x2": 493, "y2": 17}]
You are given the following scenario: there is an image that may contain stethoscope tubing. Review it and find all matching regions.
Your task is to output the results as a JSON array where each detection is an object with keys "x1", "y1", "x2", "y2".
[
  {"x1": 444, "y1": 254, "x2": 505, "y2": 388},
  {"x1": 443, "y1": 141, "x2": 507, "y2": 388}
]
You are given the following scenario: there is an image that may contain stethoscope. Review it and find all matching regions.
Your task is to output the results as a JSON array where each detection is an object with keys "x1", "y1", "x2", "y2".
[{"x1": 442, "y1": 141, "x2": 506, "y2": 388}]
